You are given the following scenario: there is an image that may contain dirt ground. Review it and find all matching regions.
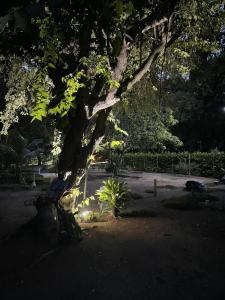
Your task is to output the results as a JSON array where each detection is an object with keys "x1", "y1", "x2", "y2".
[{"x1": 0, "y1": 171, "x2": 225, "y2": 300}]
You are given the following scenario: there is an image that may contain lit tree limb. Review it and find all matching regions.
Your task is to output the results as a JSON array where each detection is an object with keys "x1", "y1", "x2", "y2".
[
  {"x1": 91, "y1": 38, "x2": 129, "y2": 116},
  {"x1": 119, "y1": 31, "x2": 172, "y2": 95}
]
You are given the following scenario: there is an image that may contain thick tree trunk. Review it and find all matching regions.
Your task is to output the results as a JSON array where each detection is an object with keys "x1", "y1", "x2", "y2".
[{"x1": 51, "y1": 104, "x2": 111, "y2": 241}]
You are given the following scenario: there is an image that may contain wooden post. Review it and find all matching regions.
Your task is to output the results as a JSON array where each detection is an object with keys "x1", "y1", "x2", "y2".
[
  {"x1": 156, "y1": 155, "x2": 159, "y2": 171},
  {"x1": 32, "y1": 173, "x2": 36, "y2": 188},
  {"x1": 83, "y1": 170, "x2": 88, "y2": 200},
  {"x1": 154, "y1": 179, "x2": 157, "y2": 197},
  {"x1": 188, "y1": 153, "x2": 191, "y2": 176}
]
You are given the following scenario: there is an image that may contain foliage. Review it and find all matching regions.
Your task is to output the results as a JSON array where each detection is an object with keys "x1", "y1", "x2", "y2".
[
  {"x1": 79, "y1": 211, "x2": 102, "y2": 223},
  {"x1": 75, "y1": 195, "x2": 95, "y2": 213},
  {"x1": 48, "y1": 71, "x2": 86, "y2": 117},
  {"x1": 116, "y1": 151, "x2": 225, "y2": 178},
  {"x1": 30, "y1": 68, "x2": 54, "y2": 121},
  {"x1": 107, "y1": 77, "x2": 183, "y2": 152},
  {"x1": 107, "y1": 112, "x2": 128, "y2": 137},
  {"x1": 51, "y1": 129, "x2": 62, "y2": 159},
  {"x1": 0, "y1": 143, "x2": 18, "y2": 165},
  {"x1": 96, "y1": 178, "x2": 128, "y2": 211},
  {"x1": 59, "y1": 186, "x2": 95, "y2": 213},
  {"x1": 0, "y1": 56, "x2": 36, "y2": 134},
  {"x1": 153, "y1": 2, "x2": 225, "y2": 152},
  {"x1": 80, "y1": 55, "x2": 120, "y2": 88},
  {"x1": 168, "y1": 52, "x2": 225, "y2": 151},
  {"x1": 0, "y1": 128, "x2": 46, "y2": 169}
]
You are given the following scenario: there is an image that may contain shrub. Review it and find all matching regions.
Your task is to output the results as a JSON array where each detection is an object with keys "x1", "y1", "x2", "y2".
[
  {"x1": 96, "y1": 178, "x2": 128, "y2": 217},
  {"x1": 113, "y1": 151, "x2": 225, "y2": 178},
  {"x1": 80, "y1": 211, "x2": 101, "y2": 223}
]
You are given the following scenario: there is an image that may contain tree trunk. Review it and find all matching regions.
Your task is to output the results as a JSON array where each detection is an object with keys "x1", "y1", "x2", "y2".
[{"x1": 52, "y1": 103, "x2": 111, "y2": 240}]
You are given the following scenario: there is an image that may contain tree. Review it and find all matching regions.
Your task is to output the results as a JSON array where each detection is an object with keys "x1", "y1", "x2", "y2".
[
  {"x1": 157, "y1": 14, "x2": 225, "y2": 152},
  {"x1": 0, "y1": 0, "x2": 224, "y2": 210},
  {"x1": 170, "y1": 51, "x2": 225, "y2": 151},
  {"x1": 106, "y1": 77, "x2": 183, "y2": 152}
]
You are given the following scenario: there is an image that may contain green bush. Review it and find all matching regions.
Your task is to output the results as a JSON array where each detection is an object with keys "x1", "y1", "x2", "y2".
[
  {"x1": 80, "y1": 211, "x2": 101, "y2": 223},
  {"x1": 23, "y1": 173, "x2": 49, "y2": 184},
  {"x1": 113, "y1": 150, "x2": 225, "y2": 178},
  {"x1": 96, "y1": 178, "x2": 128, "y2": 217}
]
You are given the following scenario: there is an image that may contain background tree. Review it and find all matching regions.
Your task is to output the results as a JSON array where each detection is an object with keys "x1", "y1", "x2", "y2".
[
  {"x1": 169, "y1": 52, "x2": 225, "y2": 151},
  {"x1": 106, "y1": 76, "x2": 182, "y2": 152},
  {"x1": 157, "y1": 10, "x2": 225, "y2": 152}
]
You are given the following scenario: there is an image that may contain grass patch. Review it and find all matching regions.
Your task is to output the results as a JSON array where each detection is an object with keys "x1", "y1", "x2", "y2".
[{"x1": 161, "y1": 192, "x2": 219, "y2": 210}]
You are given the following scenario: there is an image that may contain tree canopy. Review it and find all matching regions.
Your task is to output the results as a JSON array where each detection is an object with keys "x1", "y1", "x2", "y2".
[{"x1": 0, "y1": 0, "x2": 224, "y2": 183}]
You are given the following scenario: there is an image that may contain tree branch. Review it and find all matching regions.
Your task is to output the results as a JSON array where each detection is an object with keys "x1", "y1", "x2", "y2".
[
  {"x1": 128, "y1": 0, "x2": 179, "y2": 38},
  {"x1": 86, "y1": 108, "x2": 111, "y2": 154},
  {"x1": 118, "y1": 32, "x2": 171, "y2": 95},
  {"x1": 142, "y1": 17, "x2": 168, "y2": 34},
  {"x1": 90, "y1": 38, "x2": 129, "y2": 117},
  {"x1": 90, "y1": 17, "x2": 176, "y2": 118}
]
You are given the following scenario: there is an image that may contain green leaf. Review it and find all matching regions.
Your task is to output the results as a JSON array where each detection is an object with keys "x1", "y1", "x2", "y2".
[
  {"x1": 110, "y1": 140, "x2": 124, "y2": 149},
  {"x1": 48, "y1": 63, "x2": 56, "y2": 69}
]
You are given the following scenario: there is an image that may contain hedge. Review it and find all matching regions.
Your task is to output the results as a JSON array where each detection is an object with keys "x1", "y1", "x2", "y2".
[{"x1": 113, "y1": 151, "x2": 225, "y2": 178}]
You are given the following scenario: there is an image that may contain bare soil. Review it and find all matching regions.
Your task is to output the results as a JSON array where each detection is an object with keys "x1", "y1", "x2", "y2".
[{"x1": 0, "y1": 171, "x2": 225, "y2": 300}]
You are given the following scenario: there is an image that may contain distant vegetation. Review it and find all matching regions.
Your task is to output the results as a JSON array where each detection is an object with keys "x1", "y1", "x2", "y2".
[{"x1": 112, "y1": 151, "x2": 225, "y2": 178}]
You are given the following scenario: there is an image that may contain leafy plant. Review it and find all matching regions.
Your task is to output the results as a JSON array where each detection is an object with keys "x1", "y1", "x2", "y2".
[
  {"x1": 59, "y1": 187, "x2": 95, "y2": 213},
  {"x1": 96, "y1": 178, "x2": 128, "y2": 216},
  {"x1": 79, "y1": 211, "x2": 101, "y2": 223}
]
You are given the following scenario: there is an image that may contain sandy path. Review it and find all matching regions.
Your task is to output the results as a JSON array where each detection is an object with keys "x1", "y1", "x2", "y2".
[
  {"x1": 1, "y1": 210, "x2": 225, "y2": 300},
  {"x1": 1, "y1": 171, "x2": 224, "y2": 238},
  {"x1": 0, "y1": 171, "x2": 225, "y2": 299}
]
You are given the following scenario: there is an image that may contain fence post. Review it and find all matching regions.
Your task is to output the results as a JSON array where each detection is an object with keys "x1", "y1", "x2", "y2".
[
  {"x1": 156, "y1": 155, "x2": 159, "y2": 171},
  {"x1": 212, "y1": 152, "x2": 215, "y2": 171},
  {"x1": 154, "y1": 179, "x2": 157, "y2": 197},
  {"x1": 188, "y1": 153, "x2": 191, "y2": 176},
  {"x1": 83, "y1": 169, "x2": 88, "y2": 200},
  {"x1": 171, "y1": 157, "x2": 174, "y2": 174}
]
